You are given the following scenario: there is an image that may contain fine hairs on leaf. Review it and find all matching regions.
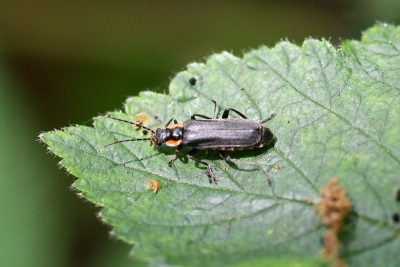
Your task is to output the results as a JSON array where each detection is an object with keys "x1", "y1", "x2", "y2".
[{"x1": 40, "y1": 23, "x2": 400, "y2": 266}]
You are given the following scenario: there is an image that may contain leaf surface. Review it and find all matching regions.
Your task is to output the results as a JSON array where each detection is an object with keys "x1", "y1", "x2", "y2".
[{"x1": 41, "y1": 24, "x2": 400, "y2": 266}]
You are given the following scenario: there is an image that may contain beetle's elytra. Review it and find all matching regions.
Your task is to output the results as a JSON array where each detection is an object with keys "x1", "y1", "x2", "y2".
[{"x1": 105, "y1": 100, "x2": 276, "y2": 185}]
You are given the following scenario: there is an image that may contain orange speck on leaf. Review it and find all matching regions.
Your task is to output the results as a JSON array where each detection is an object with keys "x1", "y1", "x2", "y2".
[
  {"x1": 133, "y1": 113, "x2": 149, "y2": 130},
  {"x1": 148, "y1": 180, "x2": 159, "y2": 193}
]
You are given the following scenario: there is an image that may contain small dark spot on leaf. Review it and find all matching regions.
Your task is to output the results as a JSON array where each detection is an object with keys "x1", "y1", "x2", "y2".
[
  {"x1": 142, "y1": 130, "x2": 148, "y2": 135},
  {"x1": 188, "y1": 77, "x2": 196, "y2": 85},
  {"x1": 320, "y1": 236, "x2": 325, "y2": 246},
  {"x1": 287, "y1": 120, "x2": 290, "y2": 123},
  {"x1": 393, "y1": 213, "x2": 399, "y2": 223},
  {"x1": 396, "y1": 188, "x2": 400, "y2": 201}
]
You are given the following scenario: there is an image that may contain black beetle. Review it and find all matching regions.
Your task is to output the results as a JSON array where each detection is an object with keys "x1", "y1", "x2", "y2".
[{"x1": 105, "y1": 100, "x2": 276, "y2": 185}]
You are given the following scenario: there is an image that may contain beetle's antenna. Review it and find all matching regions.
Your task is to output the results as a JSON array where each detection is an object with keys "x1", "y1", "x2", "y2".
[
  {"x1": 259, "y1": 113, "x2": 276, "y2": 124},
  {"x1": 104, "y1": 116, "x2": 155, "y2": 134},
  {"x1": 105, "y1": 138, "x2": 152, "y2": 147}
]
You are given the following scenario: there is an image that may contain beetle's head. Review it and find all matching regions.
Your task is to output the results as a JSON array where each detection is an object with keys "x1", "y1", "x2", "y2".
[
  {"x1": 152, "y1": 126, "x2": 183, "y2": 147},
  {"x1": 103, "y1": 116, "x2": 184, "y2": 148}
]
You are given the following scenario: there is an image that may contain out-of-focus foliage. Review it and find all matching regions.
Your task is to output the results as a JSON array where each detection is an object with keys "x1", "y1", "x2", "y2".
[{"x1": 0, "y1": 64, "x2": 69, "y2": 266}]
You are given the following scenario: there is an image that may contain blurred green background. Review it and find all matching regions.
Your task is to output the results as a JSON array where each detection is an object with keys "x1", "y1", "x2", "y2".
[{"x1": 1, "y1": 1, "x2": 399, "y2": 266}]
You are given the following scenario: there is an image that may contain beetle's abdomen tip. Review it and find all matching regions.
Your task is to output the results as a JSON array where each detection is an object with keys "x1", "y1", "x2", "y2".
[{"x1": 262, "y1": 127, "x2": 274, "y2": 145}]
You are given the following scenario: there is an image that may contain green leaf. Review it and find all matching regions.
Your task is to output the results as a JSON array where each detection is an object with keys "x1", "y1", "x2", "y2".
[{"x1": 40, "y1": 23, "x2": 400, "y2": 266}]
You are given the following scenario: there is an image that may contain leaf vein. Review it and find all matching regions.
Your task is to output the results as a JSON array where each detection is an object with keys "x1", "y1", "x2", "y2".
[{"x1": 253, "y1": 55, "x2": 400, "y2": 165}]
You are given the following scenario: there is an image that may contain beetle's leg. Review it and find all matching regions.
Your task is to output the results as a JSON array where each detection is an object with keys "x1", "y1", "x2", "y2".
[
  {"x1": 165, "y1": 117, "x2": 179, "y2": 127},
  {"x1": 259, "y1": 113, "x2": 276, "y2": 124},
  {"x1": 167, "y1": 144, "x2": 182, "y2": 167},
  {"x1": 154, "y1": 116, "x2": 179, "y2": 127},
  {"x1": 191, "y1": 114, "x2": 212, "y2": 120},
  {"x1": 191, "y1": 100, "x2": 217, "y2": 120},
  {"x1": 222, "y1": 108, "x2": 248, "y2": 119},
  {"x1": 212, "y1": 98, "x2": 217, "y2": 119},
  {"x1": 186, "y1": 149, "x2": 217, "y2": 184},
  {"x1": 219, "y1": 151, "x2": 272, "y2": 186}
]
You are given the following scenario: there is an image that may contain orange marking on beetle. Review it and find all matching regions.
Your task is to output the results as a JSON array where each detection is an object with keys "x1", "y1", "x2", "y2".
[
  {"x1": 165, "y1": 140, "x2": 182, "y2": 147},
  {"x1": 166, "y1": 123, "x2": 183, "y2": 129},
  {"x1": 148, "y1": 180, "x2": 159, "y2": 193}
]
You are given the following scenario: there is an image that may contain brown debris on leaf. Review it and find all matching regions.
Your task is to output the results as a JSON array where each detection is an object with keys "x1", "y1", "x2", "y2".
[
  {"x1": 148, "y1": 180, "x2": 159, "y2": 193},
  {"x1": 133, "y1": 113, "x2": 149, "y2": 130},
  {"x1": 274, "y1": 163, "x2": 282, "y2": 170},
  {"x1": 314, "y1": 178, "x2": 352, "y2": 267}
]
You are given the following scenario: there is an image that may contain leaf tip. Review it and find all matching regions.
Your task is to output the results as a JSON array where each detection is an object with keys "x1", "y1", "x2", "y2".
[{"x1": 38, "y1": 132, "x2": 48, "y2": 144}]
